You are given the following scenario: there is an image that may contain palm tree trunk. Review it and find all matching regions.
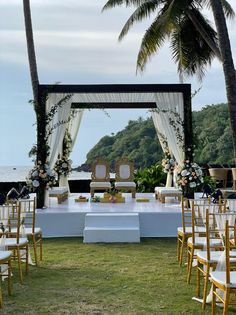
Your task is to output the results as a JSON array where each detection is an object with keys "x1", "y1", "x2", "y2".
[
  {"x1": 23, "y1": 0, "x2": 45, "y2": 207},
  {"x1": 210, "y1": 0, "x2": 236, "y2": 164},
  {"x1": 23, "y1": 0, "x2": 39, "y2": 100}
]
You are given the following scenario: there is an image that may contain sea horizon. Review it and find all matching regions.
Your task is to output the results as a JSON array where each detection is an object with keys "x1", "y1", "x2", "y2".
[{"x1": 0, "y1": 165, "x2": 115, "y2": 182}]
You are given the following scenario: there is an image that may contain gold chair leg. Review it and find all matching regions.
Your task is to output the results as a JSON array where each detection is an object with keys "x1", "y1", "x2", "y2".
[
  {"x1": 212, "y1": 283, "x2": 216, "y2": 315},
  {"x1": 25, "y1": 245, "x2": 29, "y2": 274},
  {"x1": 223, "y1": 290, "x2": 229, "y2": 315},
  {"x1": 202, "y1": 265, "x2": 209, "y2": 309},
  {"x1": 187, "y1": 247, "x2": 194, "y2": 284},
  {"x1": 32, "y1": 235, "x2": 38, "y2": 266},
  {"x1": 196, "y1": 261, "x2": 200, "y2": 297},
  {"x1": 177, "y1": 236, "x2": 180, "y2": 261},
  {"x1": 17, "y1": 248, "x2": 23, "y2": 284},
  {"x1": 40, "y1": 234, "x2": 43, "y2": 261},
  {"x1": 179, "y1": 236, "x2": 185, "y2": 266},
  {"x1": 8, "y1": 259, "x2": 12, "y2": 296}
]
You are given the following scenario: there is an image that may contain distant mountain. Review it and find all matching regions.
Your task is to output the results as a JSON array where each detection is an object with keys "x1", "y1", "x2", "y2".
[{"x1": 82, "y1": 103, "x2": 234, "y2": 170}]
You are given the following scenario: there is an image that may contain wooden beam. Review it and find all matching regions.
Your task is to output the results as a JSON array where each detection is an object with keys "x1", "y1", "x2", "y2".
[{"x1": 71, "y1": 102, "x2": 156, "y2": 109}]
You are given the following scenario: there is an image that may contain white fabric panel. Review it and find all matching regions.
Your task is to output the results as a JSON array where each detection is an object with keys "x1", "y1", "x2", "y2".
[
  {"x1": 90, "y1": 182, "x2": 111, "y2": 188},
  {"x1": 46, "y1": 93, "x2": 71, "y2": 168},
  {"x1": 72, "y1": 92, "x2": 156, "y2": 103},
  {"x1": 68, "y1": 108, "x2": 84, "y2": 151},
  {"x1": 95, "y1": 165, "x2": 106, "y2": 179},
  {"x1": 154, "y1": 93, "x2": 185, "y2": 166},
  {"x1": 119, "y1": 165, "x2": 130, "y2": 179},
  {"x1": 115, "y1": 182, "x2": 136, "y2": 187}
]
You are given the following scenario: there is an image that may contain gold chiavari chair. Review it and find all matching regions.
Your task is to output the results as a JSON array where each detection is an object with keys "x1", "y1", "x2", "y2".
[
  {"x1": 187, "y1": 202, "x2": 222, "y2": 284},
  {"x1": 211, "y1": 220, "x2": 236, "y2": 315},
  {"x1": 196, "y1": 210, "x2": 229, "y2": 309},
  {"x1": 18, "y1": 198, "x2": 42, "y2": 266},
  {"x1": 4, "y1": 203, "x2": 29, "y2": 284},
  {"x1": 0, "y1": 207, "x2": 13, "y2": 308},
  {"x1": 177, "y1": 198, "x2": 205, "y2": 265}
]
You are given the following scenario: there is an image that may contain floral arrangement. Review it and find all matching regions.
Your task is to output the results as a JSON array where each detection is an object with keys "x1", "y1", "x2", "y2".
[
  {"x1": 176, "y1": 160, "x2": 203, "y2": 193},
  {"x1": 54, "y1": 156, "x2": 72, "y2": 177},
  {"x1": 26, "y1": 162, "x2": 56, "y2": 191},
  {"x1": 161, "y1": 149, "x2": 176, "y2": 173}
]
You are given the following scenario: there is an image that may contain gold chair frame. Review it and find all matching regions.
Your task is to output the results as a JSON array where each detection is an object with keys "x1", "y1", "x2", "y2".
[
  {"x1": 90, "y1": 159, "x2": 111, "y2": 197},
  {"x1": 115, "y1": 159, "x2": 136, "y2": 198}
]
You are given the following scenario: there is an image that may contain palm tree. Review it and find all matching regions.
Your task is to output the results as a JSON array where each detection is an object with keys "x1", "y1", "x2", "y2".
[
  {"x1": 23, "y1": 0, "x2": 46, "y2": 208},
  {"x1": 102, "y1": 0, "x2": 234, "y2": 79},
  {"x1": 210, "y1": 0, "x2": 236, "y2": 163},
  {"x1": 103, "y1": 0, "x2": 236, "y2": 160}
]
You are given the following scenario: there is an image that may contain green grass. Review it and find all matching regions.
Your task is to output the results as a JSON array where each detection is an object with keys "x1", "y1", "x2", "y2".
[{"x1": 1, "y1": 238, "x2": 235, "y2": 314}]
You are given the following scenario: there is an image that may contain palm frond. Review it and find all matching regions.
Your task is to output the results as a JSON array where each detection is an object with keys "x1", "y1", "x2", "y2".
[
  {"x1": 102, "y1": 0, "x2": 156, "y2": 11},
  {"x1": 118, "y1": 1, "x2": 161, "y2": 41},
  {"x1": 200, "y1": 0, "x2": 235, "y2": 19}
]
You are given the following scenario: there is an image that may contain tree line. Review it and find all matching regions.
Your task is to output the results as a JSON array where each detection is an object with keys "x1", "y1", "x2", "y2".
[{"x1": 85, "y1": 103, "x2": 234, "y2": 170}]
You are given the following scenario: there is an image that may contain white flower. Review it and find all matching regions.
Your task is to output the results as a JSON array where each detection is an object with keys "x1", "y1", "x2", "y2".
[
  {"x1": 181, "y1": 170, "x2": 189, "y2": 177},
  {"x1": 32, "y1": 179, "x2": 40, "y2": 187},
  {"x1": 32, "y1": 170, "x2": 38, "y2": 177},
  {"x1": 165, "y1": 164, "x2": 170, "y2": 170},
  {"x1": 189, "y1": 182, "x2": 197, "y2": 188},
  {"x1": 62, "y1": 162, "x2": 68, "y2": 168}
]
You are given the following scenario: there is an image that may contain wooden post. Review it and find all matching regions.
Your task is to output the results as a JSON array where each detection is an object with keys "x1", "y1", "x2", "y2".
[{"x1": 183, "y1": 84, "x2": 193, "y2": 162}]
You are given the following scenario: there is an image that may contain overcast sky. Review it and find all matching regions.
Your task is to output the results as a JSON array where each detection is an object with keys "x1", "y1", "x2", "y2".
[{"x1": 0, "y1": 0, "x2": 236, "y2": 166}]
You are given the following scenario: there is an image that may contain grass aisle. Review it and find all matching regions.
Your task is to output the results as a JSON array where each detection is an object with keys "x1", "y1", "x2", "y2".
[{"x1": 1, "y1": 238, "x2": 233, "y2": 314}]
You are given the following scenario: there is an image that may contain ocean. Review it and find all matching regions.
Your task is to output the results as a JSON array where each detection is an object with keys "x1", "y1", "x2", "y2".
[{"x1": 0, "y1": 166, "x2": 93, "y2": 182}]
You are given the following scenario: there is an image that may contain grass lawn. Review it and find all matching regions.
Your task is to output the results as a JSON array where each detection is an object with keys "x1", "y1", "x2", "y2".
[{"x1": 1, "y1": 237, "x2": 235, "y2": 315}]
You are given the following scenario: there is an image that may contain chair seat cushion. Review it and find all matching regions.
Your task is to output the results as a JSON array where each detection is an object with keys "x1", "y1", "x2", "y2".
[
  {"x1": 90, "y1": 182, "x2": 111, "y2": 188},
  {"x1": 5, "y1": 237, "x2": 28, "y2": 247},
  {"x1": 0, "y1": 250, "x2": 12, "y2": 261},
  {"x1": 50, "y1": 187, "x2": 68, "y2": 194},
  {"x1": 210, "y1": 271, "x2": 236, "y2": 288},
  {"x1": 115, "y1": 182, "x2": 136, "y2": 188},
  {"x1": 188, "y1": 237, "x2": 222, "y2": 247},
  {"x1": 159, "y1": 188, "x2": 181, "y2": 195},
  {"x1": 178, "y1": 226, "x2": 206, "y2": 234},
  {"x1": 197, "y1": 251, "x2": 225, "y2": 263},
  {"x1": 11, "y1": 227, "x2": 42, "y2": 235}
]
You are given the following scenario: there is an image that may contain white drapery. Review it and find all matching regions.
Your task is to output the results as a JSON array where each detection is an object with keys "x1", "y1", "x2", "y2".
[
  {"x1": 151, "y1": 93, "x2": 185, "y2": 187},
  {"x1": 59, "y1": 109, "x2": 84, "y2": 189},
  {"x1": 153, "y1": 93, "x2": 185, "y2": 167},
  {"x1": 46, "y1": 93, "x2": 72, "y2": 169}
]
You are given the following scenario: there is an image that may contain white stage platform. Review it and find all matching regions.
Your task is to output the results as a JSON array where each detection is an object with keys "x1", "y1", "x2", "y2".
[{"x1": 35, "y1": 193, "x2": 181, "y2": 238}]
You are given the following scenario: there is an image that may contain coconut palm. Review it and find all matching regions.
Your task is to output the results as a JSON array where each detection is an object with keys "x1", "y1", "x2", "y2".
[
  {"x1": 23, "y1": 0, "x2": 46, "y2": 207},
  {"x1": 103, "y1": 0, "x2": 236, "y2": 160},
  {"x1": 102, "y1": 0, "x2": 234, "y2": 79},
  {"x1": 209, "y1": 0, "x2": 236, "y2": 162}
]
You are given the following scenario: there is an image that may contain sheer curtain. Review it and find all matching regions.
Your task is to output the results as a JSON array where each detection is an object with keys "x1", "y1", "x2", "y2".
[
  {"x1": 152, "y1": 93, "x2": 185, "y2": 187},
  {"x1": 46, "y1": 93, "x2": 72, "y2": 169},
  {"x1": 154, "y1": 93, "x2": 185, "y2": 166},
  {"x1": 59, "y1": 109, "x2": 84, "y2": 189}
]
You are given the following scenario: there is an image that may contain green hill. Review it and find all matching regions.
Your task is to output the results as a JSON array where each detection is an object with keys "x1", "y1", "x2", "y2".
[{"x1": 85, "y1": 103, "x2": 234, "y2": 169}]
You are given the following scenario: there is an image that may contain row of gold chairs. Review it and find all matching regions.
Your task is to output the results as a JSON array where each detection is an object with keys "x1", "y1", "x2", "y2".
[
  {"x1": 0, "y1": 198, "x2": 42, "y2": 307},
  {"x1": 177, "y1": 197, "x2": 236, "y2": 313}
]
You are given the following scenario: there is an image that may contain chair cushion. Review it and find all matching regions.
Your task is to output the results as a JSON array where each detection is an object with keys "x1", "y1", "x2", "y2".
[
  {"x1": 50, "y1": 187, "x2": 68, "y2": 194},
  {"x1": 0, "y1": 250, "x2": 12, "y2": 261},
  {"x1": 177, "y1": 226, "x2": 206, "y2": 234},
  {"x1": 197, "y1": 251, "x2": 223, "y2": 263},
  {"x1": 115, "y1": 182, "x2": 136, "y2": 188},
  {"x1": 188, "y1": 237, "x2": 222, "y2": 247},
  {"x1": 155, "y1": 187, "x2": 177, "y2": 193},
  {"x1": 159, "y1": 188, "x2": 181, "y2": 195},
  {"x1": 90, "y1": 182, "x2": 111, "y2": 188},
  {"x1": 210, "y1": 271, "x2": 236, "y2": 288},
  {"x1": 5, "y1": 237, "x2": 28, "y2": 247},
  {"x1": 11, "y1": 227, "x2": 42, "y2": 235}
]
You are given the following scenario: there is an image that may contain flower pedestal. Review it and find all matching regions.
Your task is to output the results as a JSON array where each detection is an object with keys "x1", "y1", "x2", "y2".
[
  {"x1": 44, "y1": 189, "x2": 50, "y2": 208},
  {"x1": 165, "y1": 171, "x2": 173, "y2": 187}
]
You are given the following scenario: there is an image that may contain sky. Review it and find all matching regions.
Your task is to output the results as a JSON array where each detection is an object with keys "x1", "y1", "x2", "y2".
[{"x1": 0, "y1": 0, "x2": 236, "y2": 167}]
